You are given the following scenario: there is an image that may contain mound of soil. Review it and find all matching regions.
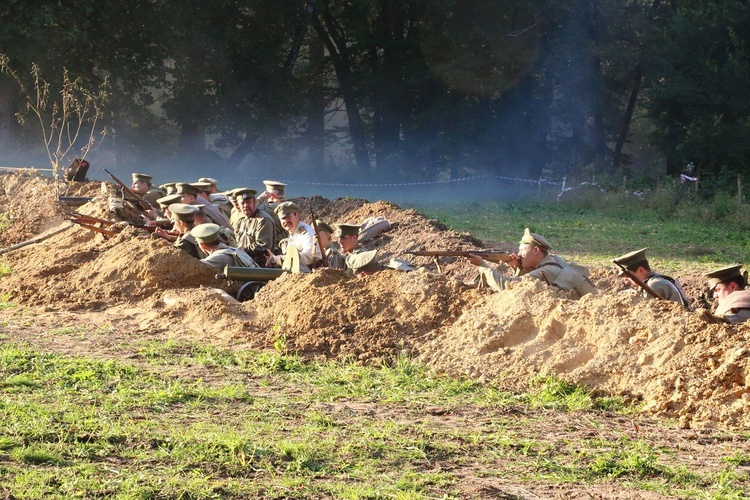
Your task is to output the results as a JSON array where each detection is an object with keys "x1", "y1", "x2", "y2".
[{"x1": 1, "y1": 171, "x2": 748, "y2": 430}]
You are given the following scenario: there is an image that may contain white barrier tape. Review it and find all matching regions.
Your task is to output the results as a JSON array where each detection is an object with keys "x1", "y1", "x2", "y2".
[
  {"x1": 680, "y1": 174, "x2": 698, "y2": 183},
  {"x1": 245, "y1": 174, "x2": 561, "y2": 188}
]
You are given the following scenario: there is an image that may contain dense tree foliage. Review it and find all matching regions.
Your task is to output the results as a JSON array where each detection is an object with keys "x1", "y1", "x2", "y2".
[{"x1": 0, "y1": 0, "x2": 747, "y2": 185}]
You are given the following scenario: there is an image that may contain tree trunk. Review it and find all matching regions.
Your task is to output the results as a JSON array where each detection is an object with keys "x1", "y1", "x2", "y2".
[
  {"x1": 307, "y1": 35, "x2": 325, "y2": 172},
  {"x1": 612, "y1": 0, "x2": 662, "y2": 170},
  {"x1": 0, "y1": 77, "x2": 17, "y2": 160},
  {"x1": 308, "y1": 2, "x2": 371, "y2": 175}
]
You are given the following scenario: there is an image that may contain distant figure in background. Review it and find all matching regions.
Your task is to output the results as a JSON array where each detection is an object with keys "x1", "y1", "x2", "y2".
[
  {"x1": 705, "y1": 264, "x2": 750, "y2": 323},
  {"x1": 468, "y1": 228, "x2": 597, "y2": 299},
  {"x1": 613, "y1": 248, "x2": 689, "y2": 307},
  {"x1": 64, "y1": 158, "x2": 90, "y2": 182}
]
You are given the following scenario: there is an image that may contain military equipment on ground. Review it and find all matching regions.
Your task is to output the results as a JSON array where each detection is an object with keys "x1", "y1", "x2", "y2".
[
  {"x1": 216, "y1": 266, "x2": 290, "y2": 302},
  {"x1": 407, "y1": 249, "x2": 512, "y2": 273},
  {"x1": 0, "y1": 224, "x2": 74, "y2": 256}
]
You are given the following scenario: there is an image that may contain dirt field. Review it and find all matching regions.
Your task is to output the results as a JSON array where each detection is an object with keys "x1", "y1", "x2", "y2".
[{"x1": 1, "y1": 170, "x2": 749, "y2": 434}]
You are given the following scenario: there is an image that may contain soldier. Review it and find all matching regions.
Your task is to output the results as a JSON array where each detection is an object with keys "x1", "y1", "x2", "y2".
[
  {"x1": 131, "y1": 173, "x2": 165, "y2": 208},
  {"x1": 225, "y1": 188, "x2": 246, "y2": 231},
  {"x1": 325, "y1": 223, "x2": 361, "y2": 271},
  {"x1": 192, "y1": 223, "x2": 257, "y2": 269},
  {"x1": 613, "y1": 248, "x2": 689, "y2": 306},
  {"x1": 200, "y1": 177, "x2": 232, "y2": 219},
  {"x1": 705, "y1": 264, "x2": 750, "y2": 323},
  {"x1": 194, "y1": 204, "x2": 237, "y2": 247},
  {"x1": 234, "y1": 188, "x2": 277, "y2": 262},
  {"x1": 266, "y1": 202, "x2": 321, "y2": 272},
  {"x1": 467, "y1": 228, "x2": 597, "y2": 299},
  {"x1": 164, "y1": 203, "x2": 204, "y2": 259},
  {"x1": 160, "y1": 183, "x2": 177, "y2": 195},
  {"x1": 193, "y1": 181, "x2": 233, "y2": 229},
  {"x1": 314, "y1": 220, "x2": 344, "y2": 269},
  {"x1": 143, "y1": 193, "x2": 182, "y2": 230},
  {"x1": 257, "y1": 180, "x2": 286, "y2": 240},
  {"x1": 176, "y1": 182, "x2": 231, "y2": 230}
]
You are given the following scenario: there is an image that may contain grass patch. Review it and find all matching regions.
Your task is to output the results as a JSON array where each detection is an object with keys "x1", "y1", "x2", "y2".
[{"x1": 0, "y1": 340, "x2": 745, "y2": 498}]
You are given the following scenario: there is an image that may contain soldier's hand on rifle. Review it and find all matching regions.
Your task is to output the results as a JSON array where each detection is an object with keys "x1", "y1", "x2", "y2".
[
  {"x1": 465, "y1": 253, "x2": 486, "y2": 266},
  {"x1": 507, "y1": 253, "x2": 522, "y2": 269}
]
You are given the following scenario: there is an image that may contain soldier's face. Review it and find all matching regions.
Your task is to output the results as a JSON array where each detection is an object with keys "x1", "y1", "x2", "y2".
[
  {"x1": 339, "y1": 234, "x2": 358, "y2": 252},
  {"x1": 132, "y1": 180, "x2": 148, "y2": 194},
  {"x1": 317, "y1": 231, "x2": 331, "y2": 248},
  {"x1": 240, "y1": 196, "x2": 257, "y2": 215},
  {"x1": 280, "y1": 212, "x2": 300, "y2": 232},
  {"x1": 713, "y1": 282, "x2": 737, "y2": 299},
  {"x1": 517, "y1": 243, "x2": 542, "y2": 269}
]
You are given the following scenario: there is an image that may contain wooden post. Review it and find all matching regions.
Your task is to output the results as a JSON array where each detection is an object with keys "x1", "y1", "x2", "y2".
[
  {"x1": 738, "y1": 174, "x2": 743, "y2": 202},
  {"x1": 622, "y1": 175, "x2": 627, "y2": 193}
]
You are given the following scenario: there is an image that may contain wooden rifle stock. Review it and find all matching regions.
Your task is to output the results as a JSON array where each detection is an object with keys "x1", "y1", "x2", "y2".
[
  {"x1": 104, "y1": 169, "x2": 152, "y2": 212},
  {"x1": 408, "y1": 250, "x2": 512, "y2": 263},
  {"x1": 614, "y1": 263, "x2": 661, "y2": 299},
  {"x1": 310, "y1": 208, "x2": 330, "y2": 268}
]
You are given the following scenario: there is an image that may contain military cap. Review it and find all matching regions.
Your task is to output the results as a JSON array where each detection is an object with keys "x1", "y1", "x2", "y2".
[
  {"x1": 156, "y1": 193, "x2": 183, "y2": 208},
  {"x1": 160, "y1": 182, "x2": 177, "y2": 195},
  {"x1": 193, "y1": 203, "x2": 206, "y2": 214},
  {"x1": 192, "y1": 181, "x2": 212, "y2": 193},
  {"x1": 705, "y1": 264, "x2": 745, "y2": 291},
  {"x1": 335, "y1": 223, "x2": 360, "y2": 237},
  {"x1": 191, "y1": 223, "x2": 222, "y2": 244},
  {"x1": 519, "y1": 228, "x2": 552, "y2": 251},
  {"x1": 263, "y1": 180, "x2": 287, "y2": 195},
  {"x1": 170, "y1": 203, "x2": 200, "y2": 222},
  {"x1": 132, "y1": 173, "x2": 153, "y2": 183},
  {"x1": 315, "y1": 220, "x2": 334, "y2": 235},
  {"x1": 234, "y1": 188, "x2": 258, "y2": 200},
  {"x1": 346, "y1": 249, "x2": 380, "y2": 273},
  {"x1": 275, "y1": 201, "x2": 300, "y2": 217},
  {"x1": 384, "y1": 258, "x2": 417, "y2": 272},
  {"x1": 175, "y1": 182, "x2": 201, "y2": 196},
  {"x1": 613, "y1": 248, "x2": 649, "y2": 272},
  {"x1": 198, "y1": 177, "x2": 219, "y2": 187}
]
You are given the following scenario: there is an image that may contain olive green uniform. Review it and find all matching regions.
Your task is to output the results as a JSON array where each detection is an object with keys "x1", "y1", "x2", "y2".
[
  {"x1": 643, "y1": 273, "x2": 689, "y2": 306},
  {"x1": 236, "y1": 210, "x2": 277, "y2": 256}
]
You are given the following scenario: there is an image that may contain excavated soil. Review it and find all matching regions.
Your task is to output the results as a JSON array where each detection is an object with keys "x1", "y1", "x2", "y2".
[{"x1": 1, "y1": 171, "x2": 748, "y2": 430}]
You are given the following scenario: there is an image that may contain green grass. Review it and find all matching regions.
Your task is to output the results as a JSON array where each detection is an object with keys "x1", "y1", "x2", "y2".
[{"x1": 0, "y1": 340, "x2": 746, "y2": 498}]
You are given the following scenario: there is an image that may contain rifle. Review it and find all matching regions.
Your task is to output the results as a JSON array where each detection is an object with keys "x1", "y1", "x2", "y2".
[
  {"x1": 104, "y1": 169, "x2": 152, "y2": 212},
  {"x1": 407, "y1": 250, "x2": 512, "y2": 263},
  {"x1": 65, "y1": 211, "x2": 115, "y2": 227},
  {"x1": 613, "y1": 262, "x2": 662, "y2": 300},
  {"x1": 310, "y1": 208, "x2": 330, "y2": 268}
]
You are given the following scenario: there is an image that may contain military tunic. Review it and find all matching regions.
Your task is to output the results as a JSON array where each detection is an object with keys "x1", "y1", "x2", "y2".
[
  {"x1": 643, "y1": 273, "x2": 689, "y2": 306},
  {"x1": 236, "y1": 210, "x2": 277, "y2": 256},
  {"x1": 174, "y1": 233, "x2": 205, "y2": 259},
  {"x1": 477, "y1": 253, "x2": 596, "y2": 298},
  {"x1": 714, "y1": 290, "x2": 750, "y2": 323},
  {"x1": 143, "y1": 187, "x2": 166, "y2": 209}
]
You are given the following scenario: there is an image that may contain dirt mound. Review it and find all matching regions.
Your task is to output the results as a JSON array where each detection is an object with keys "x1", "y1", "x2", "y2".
[{"x1": 1, "y1": 172, "x2": 748, "y2": 430}]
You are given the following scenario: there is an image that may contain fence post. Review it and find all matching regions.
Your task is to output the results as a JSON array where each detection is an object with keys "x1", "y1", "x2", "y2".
[{"x1": 738, "y1": 174, "x2": 743, "y2": 202}]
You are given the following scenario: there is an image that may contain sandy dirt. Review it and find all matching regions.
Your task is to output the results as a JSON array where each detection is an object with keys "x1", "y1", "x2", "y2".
[{"x1": 1, "y1": 171, "x2": 748, "y2": 431}]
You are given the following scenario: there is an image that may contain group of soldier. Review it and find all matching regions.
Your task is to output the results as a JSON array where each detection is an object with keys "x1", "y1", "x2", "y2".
[
  {"x1": 128, "y1": 173, "x2": 380, "y2": 277},
  {"x1": 124, "y1": 171, "x2": 749, "y2": 324}
]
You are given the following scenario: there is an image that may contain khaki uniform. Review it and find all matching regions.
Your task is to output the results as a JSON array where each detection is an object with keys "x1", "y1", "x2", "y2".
[
  {"x1": 201, "y1": 244, "x2": 257, "y2": 269},
  {"x1": 174, "y1": 233, "x2": 205, "y2": 259},
  {"x1": 258, "y1": 201, "x2": 285, "y2": 242},
  {"x1": 477, "y1": 253, "x2": 596, "y2": 299},
  {"x1": 325, "y1": 242, "x2": 347, "y2": 270},
  {"x1": 143, "y1": 187, "x2": 166, "y2": 208},
  {"x1": 195, "y1": 196, "x2": 232, "y2": 230},
  {"x1": 714, "y1": 290, "x2": 750, "y2": 323},
  {"x1": 236, "y1": 210, "x2": 277, "y2": 256},
  {"x1": 644, "y1": 273, "x2": 689, "y2": 306}
]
